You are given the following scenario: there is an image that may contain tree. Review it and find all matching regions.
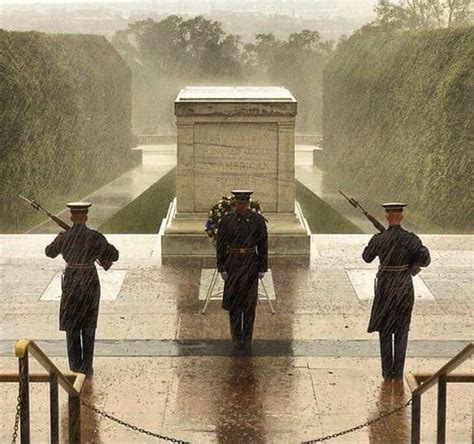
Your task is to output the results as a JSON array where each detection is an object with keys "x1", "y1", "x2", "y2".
[
  {"x1": 373, "y1": 0, "x2": 472, "y2": 30},
  {"x1": 112, "y1": 18, "x2": 333, "y2": 133},
  {"x1": 446, "y1": 0, "x2": 473, "y2": 27}
]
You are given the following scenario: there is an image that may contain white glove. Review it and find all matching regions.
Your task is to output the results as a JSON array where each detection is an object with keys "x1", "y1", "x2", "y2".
[
  {"x1": 220, "y1": 271, "x2": 228, "y2": 281},
  {"x1": 258, "y1": 272, "x2": 265, "y2": 280}
]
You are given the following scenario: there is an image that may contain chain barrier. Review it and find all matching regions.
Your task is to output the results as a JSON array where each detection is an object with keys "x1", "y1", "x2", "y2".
[
  {"x1": 11, "y1": 371, "x2": 410, "y2": 444},
  {"x1": 80, "y1": 399, "x2": 190, "y2": 443},
  {"x1": 11, "y1": 370, "x2": 27, "y2": 444},
  {"x1": 302, "y1": 398, "x2": 412, "y2": 443}
]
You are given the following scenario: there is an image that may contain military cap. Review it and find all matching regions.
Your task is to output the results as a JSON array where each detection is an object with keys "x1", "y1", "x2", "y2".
[
  {"x1": 382, "y1": 202, "x2": 407, "y2": 212},
  {"x1": 231, "y1": 190, "x2": 253, "y2": 202},
  {"x1": 66, "y1": 202, "x2": 92, "y2": 212}
]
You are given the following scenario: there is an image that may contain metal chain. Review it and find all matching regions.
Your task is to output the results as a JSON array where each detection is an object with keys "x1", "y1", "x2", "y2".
[
  {"x1": 10, "y1": 391, "x2": 21, "y2": 444},
  {"x1": 80, "y1": 399, "x2": 190, "y2": 443},
  {"x1": 11, "y1": 374, "x2": 410, "y2": 444},
  {"x1": 11, "y1": 371, "x2": 27, "y2": 444},
  {"x1": 302, "y1": 398, "x2": 412, "y2": 443}
]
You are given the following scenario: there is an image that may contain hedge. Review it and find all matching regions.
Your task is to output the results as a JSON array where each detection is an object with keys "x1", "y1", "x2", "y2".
[
  {"x1": 323, "y1": 27, "x2": 473, "y2": 231},
  {"x1": 0, "y1": 30, "x2": 135, "y2": 232}
]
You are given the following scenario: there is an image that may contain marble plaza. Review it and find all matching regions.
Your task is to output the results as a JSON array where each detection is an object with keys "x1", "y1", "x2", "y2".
[{"x1": 0, "y1": 232, "x2": 472, "y2": 442}]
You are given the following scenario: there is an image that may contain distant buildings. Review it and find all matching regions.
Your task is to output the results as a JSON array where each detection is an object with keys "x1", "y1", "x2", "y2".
[{"x1": 0, "y1": 0, "x2": 376, "y2": 39}]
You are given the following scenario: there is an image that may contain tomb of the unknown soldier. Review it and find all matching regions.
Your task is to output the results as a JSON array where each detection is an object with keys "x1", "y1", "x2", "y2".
[
  {"x1": 161, "y1": 86, "x2": 310, "y2": 259},
  {"x1": 0, "y1": 17, "x2": 473, "y2": 444}
]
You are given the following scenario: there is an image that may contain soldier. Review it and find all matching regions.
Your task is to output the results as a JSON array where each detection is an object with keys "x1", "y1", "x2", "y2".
[
  {"x1": 45, "y1": 202, "x2": 119, "y2": 376},
  {"x1": 216, "y1": 190, "x2": 268, "y2": 351},
  {"x1": 362, "y1": 203, "x2": 430, "y2": 378}
]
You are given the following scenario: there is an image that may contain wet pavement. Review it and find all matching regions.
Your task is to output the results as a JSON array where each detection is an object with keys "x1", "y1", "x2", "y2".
[
  {"x1": 0, "y1": 233, "x2": 472, "y2": 443},
  {"x1": 2, "y1": 144, "x2": 473, "y2": 442}
]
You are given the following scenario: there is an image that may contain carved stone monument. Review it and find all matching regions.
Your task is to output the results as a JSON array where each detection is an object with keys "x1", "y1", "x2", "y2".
[{"x1": 161, "y1": 86, "x2": 310, "y2": 258}]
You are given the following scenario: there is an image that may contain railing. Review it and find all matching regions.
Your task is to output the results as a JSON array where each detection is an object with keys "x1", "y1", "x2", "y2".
[
  {"x1": 138, "y1": 134, "x2": 176, "y2": 145},
  {"x1": 295, "y1": 133, "x2": 322, "y2": 146},
  {"x1": 0, "y1": 339, "x2": 86, "y2": 443},
  {"x1": 406, "y1": 342, "x2": 473, "y2": 444}
]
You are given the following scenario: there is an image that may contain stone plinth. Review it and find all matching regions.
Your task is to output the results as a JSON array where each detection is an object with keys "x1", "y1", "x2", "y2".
[
  {"x1": 161, "y1": 203, "x2": 310, "y2": 258},
  {"x1": 162, "y1": 86, "x2": 310, "y2": 258}
]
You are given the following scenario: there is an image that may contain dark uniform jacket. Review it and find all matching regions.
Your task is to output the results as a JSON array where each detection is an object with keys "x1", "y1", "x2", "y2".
[
  {"x1": 363, "y1": 225, "x2": 430, "y2": 333},
  {"x1": 216, "y1": 209, "x2": 268, "y2": 312},
  {"x1": 45, "y1": 224, "x2": 119, "y2": 331}
]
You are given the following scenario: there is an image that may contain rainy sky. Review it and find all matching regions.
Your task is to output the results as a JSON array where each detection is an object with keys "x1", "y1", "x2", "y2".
[{"x1": 3, "y1": 0, "x2": 378, "y2": 5}]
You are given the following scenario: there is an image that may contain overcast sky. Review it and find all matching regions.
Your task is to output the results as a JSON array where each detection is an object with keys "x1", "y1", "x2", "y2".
[
  {"x1": 3, "y1": 0, "x2": 134, "y2": 3},
  {"x1": 3, "y1": 0, "x2": 378, "y2": 4}
]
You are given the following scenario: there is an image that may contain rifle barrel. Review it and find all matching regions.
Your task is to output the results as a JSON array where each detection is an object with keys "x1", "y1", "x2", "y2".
[{"x1": 339, "y1": 190, "x2": 357, "y2": 208}]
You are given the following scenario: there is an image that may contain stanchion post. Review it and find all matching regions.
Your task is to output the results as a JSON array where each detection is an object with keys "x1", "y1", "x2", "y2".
[
  {"x1": 19, "y1": 355, "x2": 30, "y2": 444},
  {"x1": 411, "y1": 393, "x2": 421, "y2": 444},
  {"x1": 68, "y1": 394, "x2": 81, "y2": 444},
  {"x1": 437, "y1": 375, "x2": 447, "y2": 444},
  {"x1": 50, "y1": 373, "x2": 59, "y2": 444}
]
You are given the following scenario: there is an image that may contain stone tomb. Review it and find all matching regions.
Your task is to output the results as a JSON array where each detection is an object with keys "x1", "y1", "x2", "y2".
[{"x1": 161, "y1": 86, "x2": 310, "y2": 258}]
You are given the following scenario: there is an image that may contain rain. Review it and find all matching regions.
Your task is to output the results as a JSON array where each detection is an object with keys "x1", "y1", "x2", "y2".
[{"x1": 0, "y1": 1, "x2": 473, "y2": 443}]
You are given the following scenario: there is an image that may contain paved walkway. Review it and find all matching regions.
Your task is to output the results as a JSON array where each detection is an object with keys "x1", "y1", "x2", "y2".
[
  {"x1": 1, "y1": 144, "x2": 472, "y2": 442},
  {"x1": 0, "y1": 233, "x2": 472, "y2": 442},
  {"x1": 29, "y1": 145, "x2": 176, "y2": 234}
]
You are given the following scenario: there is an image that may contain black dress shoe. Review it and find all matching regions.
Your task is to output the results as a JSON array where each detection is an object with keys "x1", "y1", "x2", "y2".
[{"x1": 81, "y1": 367, "x2": 94, "y2": 377}]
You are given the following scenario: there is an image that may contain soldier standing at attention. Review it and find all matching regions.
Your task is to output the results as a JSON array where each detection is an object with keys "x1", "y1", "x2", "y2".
[
  {"x1": 217, "y1": 190, "x2": 268, "y2": 351},
  {"x1": 45, "y1": 202, "x2": 119, "y2": 377},
  {"x1": 363, "y1": 203, "x2": 430, "y2": 378}
]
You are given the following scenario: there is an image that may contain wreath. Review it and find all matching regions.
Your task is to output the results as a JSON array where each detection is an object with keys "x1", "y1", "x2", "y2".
[{"x1": 204, "y1": 195, "x2": 264, "y2": 244}]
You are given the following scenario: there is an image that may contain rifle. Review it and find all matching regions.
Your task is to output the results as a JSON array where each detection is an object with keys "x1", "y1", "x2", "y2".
[
  {"x1": 339, "y1": 190, "x2": 420, "y2": 276},
  {"x1": 338, "y1": 190, "x2": 385, "y2": 233},
  {"x1": 18, "y1": 195, "x2": 111, "y2": 270},
  {"x1": 19, "y1": 194, "x2": 71, "y2": 230}
]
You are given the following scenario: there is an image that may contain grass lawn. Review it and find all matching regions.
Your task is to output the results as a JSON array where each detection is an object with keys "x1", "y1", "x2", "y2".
[
  {"x1": 99, "y1": 171, "x2": 361, "y2": 235},
  {"x1": 295, "y1": 180, "x2": 363, "y2": 234},
  {"x1": 99, "y1": 169, "x2": 176, "y2": 233}
]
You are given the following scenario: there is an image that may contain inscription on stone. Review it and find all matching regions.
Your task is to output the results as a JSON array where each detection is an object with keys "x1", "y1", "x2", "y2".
[{"x1": 194, "y1": 123, "x2": 278, "y2": 212}]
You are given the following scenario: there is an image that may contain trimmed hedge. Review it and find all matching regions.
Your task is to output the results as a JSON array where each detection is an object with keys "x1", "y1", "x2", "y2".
[
  {"x1": 323, "y1": 27, "x2": 473, "y2": 231},
  {"x1": 0, "y1": 30, "x2": 135, "y2": 232}
]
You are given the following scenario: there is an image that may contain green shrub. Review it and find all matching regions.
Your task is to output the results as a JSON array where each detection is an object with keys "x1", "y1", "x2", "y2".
[
  {"x1": 323, "y1": 27, "x2": 473, "y2": 231},
  {"x1": 0, "y1": 30, "x2": 135, "y2": 232}
]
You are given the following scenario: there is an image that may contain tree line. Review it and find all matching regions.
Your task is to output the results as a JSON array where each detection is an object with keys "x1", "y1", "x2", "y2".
[
  {"x1": 372, "y1": 0, "x2": 472, "y2": 31},
  {"x1": 111, "y1": 15, "x2": 333, "y2": 134},
  {"x1": 110, "y1": 2, "x2": 471, "y2": 134}
]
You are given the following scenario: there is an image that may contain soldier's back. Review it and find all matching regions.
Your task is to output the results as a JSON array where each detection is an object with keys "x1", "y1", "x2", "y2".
[{"x1": 377, "y1": 226, "x2": 421, "y2": 267}]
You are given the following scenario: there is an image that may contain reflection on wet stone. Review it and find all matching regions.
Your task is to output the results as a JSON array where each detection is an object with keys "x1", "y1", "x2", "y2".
[
  {"x1": 0, "y1": 236, "x2": 472, "y2": 443},
  {"x1": 0, "y1": 231, "x2": 472, "y2": 441}
]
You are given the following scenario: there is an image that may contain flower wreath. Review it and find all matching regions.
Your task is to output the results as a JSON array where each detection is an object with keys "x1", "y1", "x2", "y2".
[{"x1": 204, "y1": 195, "x2": 265, "y2": 244}]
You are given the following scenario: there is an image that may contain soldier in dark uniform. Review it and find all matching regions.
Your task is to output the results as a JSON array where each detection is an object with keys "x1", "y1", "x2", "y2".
[
  {"x1": 45, "y1": 202, "x2": 119, "y2": 376},
  {"x1": 216, "y1": 190, "x2": 268, "y2": 350},
  {"x1": 362, "y1": 203, "x2": 430, "y2": 378}
]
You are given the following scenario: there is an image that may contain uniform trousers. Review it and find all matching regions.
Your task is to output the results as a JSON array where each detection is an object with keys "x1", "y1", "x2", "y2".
[
  {"x1": 379, "y1": 329, "x2": 409, "y2": 377},
  {"x1": 66, "y1": 328, "x2": 96, "y2": 374},
  {"x1": 229, "y1": 306, "x2": 256, "y2": 347}
]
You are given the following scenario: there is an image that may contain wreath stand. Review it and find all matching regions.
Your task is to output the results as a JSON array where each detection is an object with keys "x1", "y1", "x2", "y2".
[{"x1": 201, "y1": 269, "x2": 275, "y2": 315}]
